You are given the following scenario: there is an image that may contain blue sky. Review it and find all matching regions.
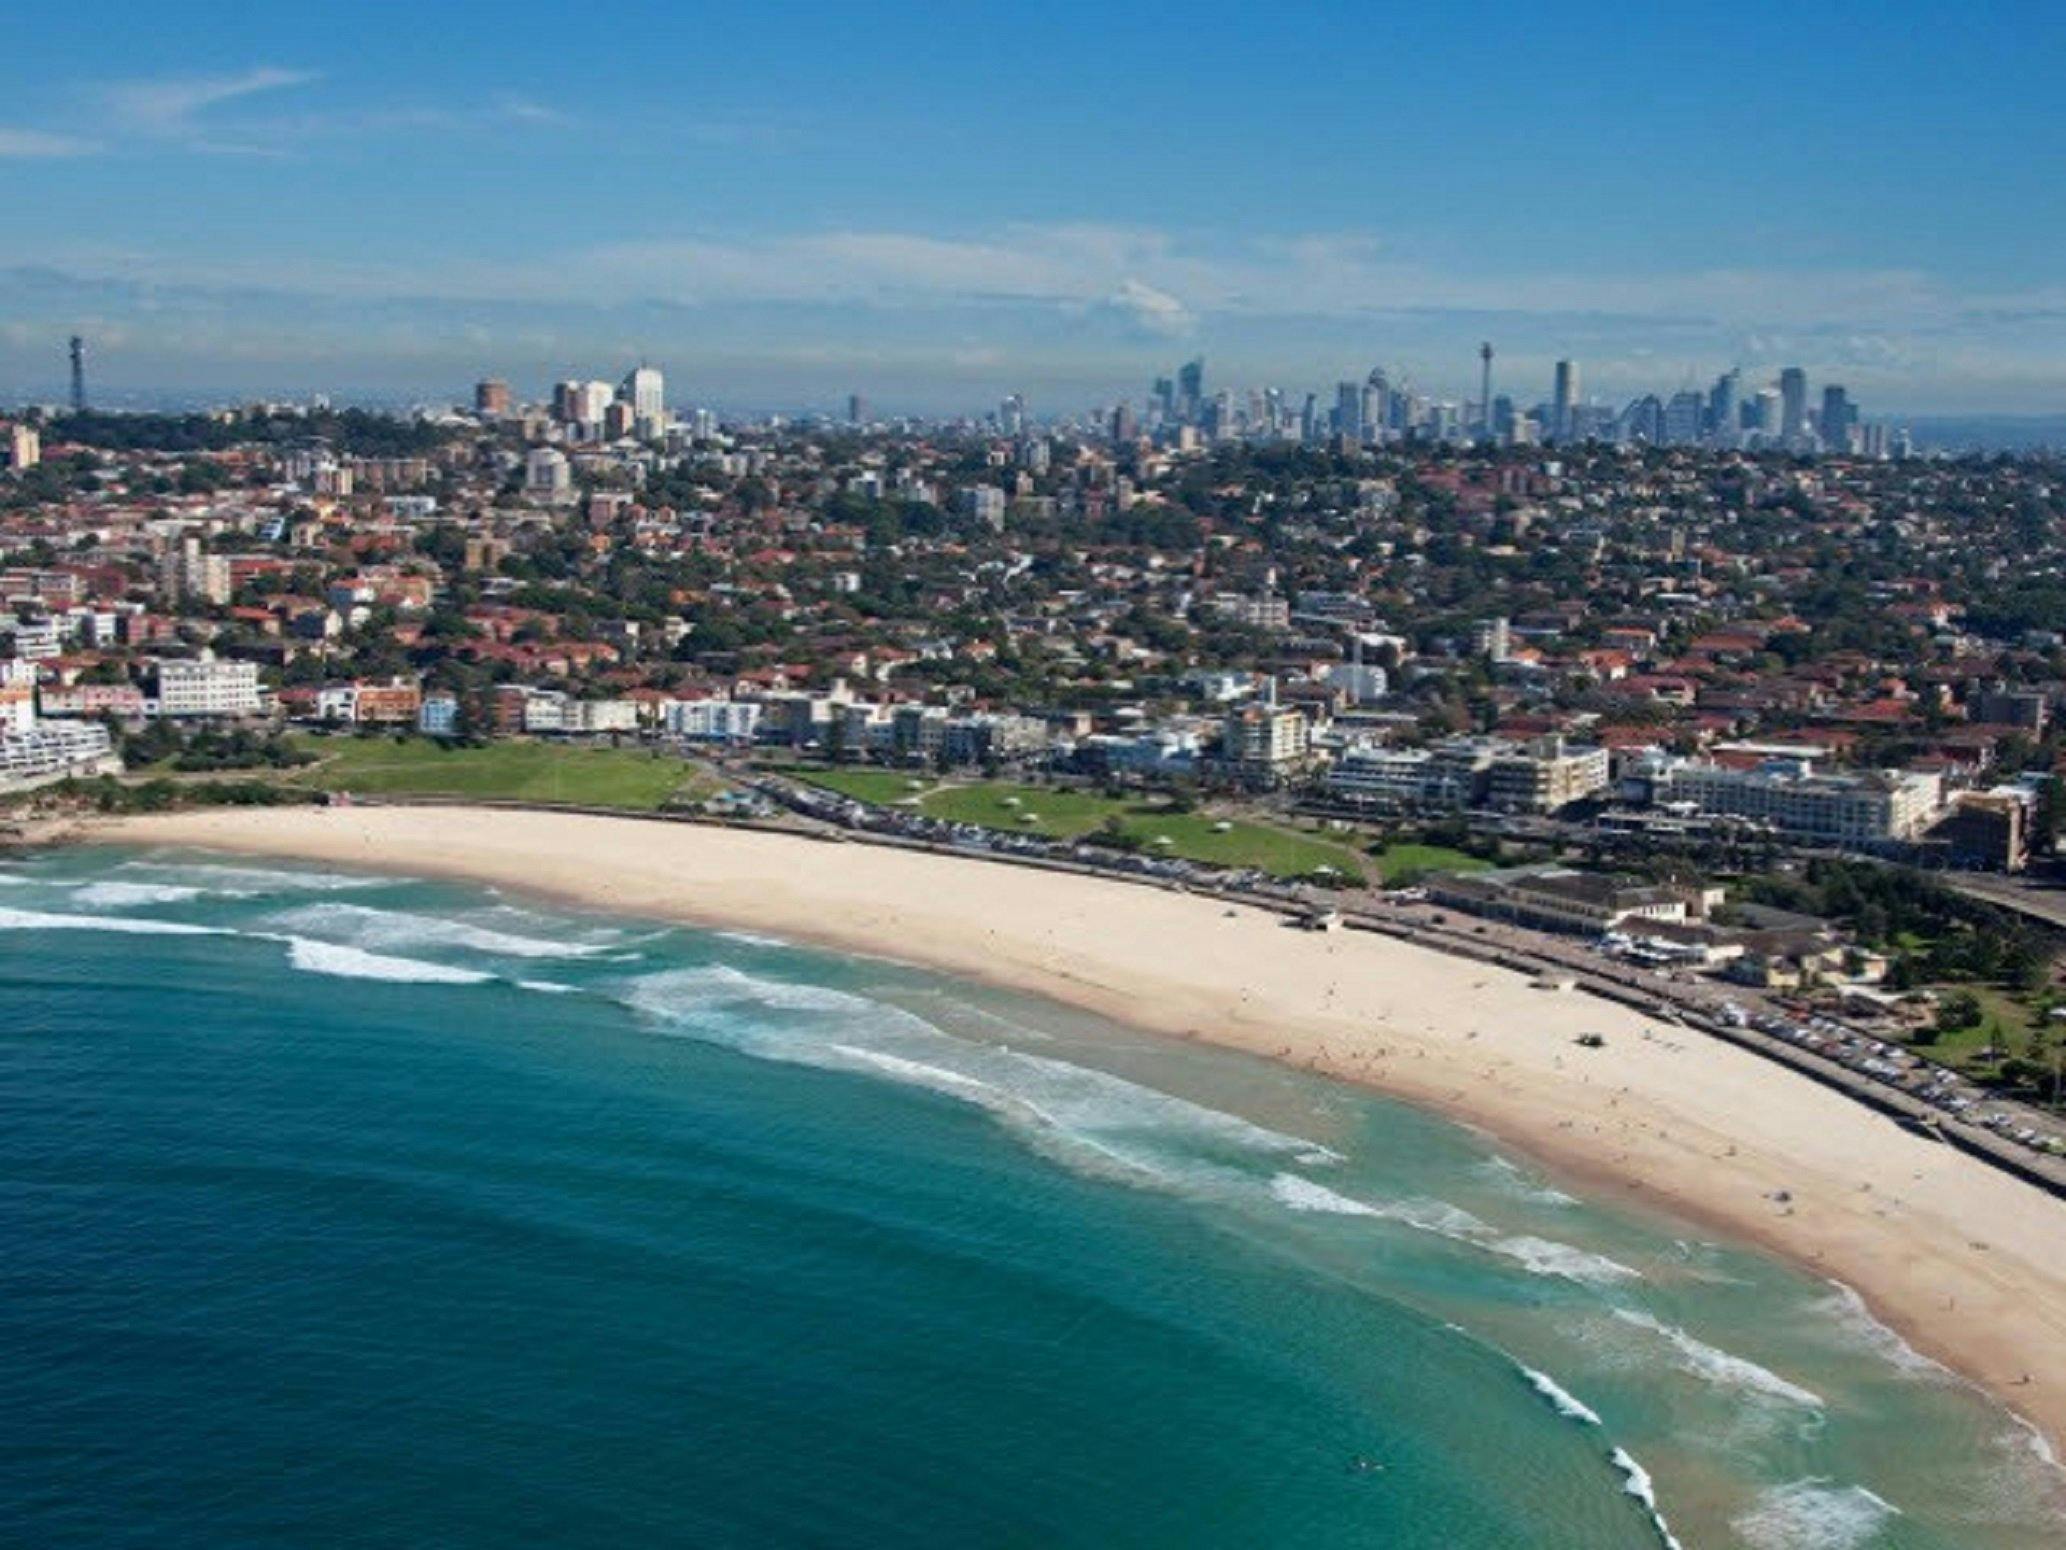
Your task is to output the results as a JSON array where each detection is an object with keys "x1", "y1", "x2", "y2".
[{"x1": 2, "y1": 1, "x2": 2063, "y2": 415}]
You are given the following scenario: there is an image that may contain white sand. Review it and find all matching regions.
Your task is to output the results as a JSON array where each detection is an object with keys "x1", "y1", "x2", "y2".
[{"x1": 97, "y1": 804, "x2": 2066, "y2": 1447}]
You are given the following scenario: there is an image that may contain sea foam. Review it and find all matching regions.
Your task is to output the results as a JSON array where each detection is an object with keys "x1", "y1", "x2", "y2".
[
  {"x1": 1611, "y1": 1448, "x2": 1686, "y2": 1550},
  {"x1": 0, "y1": 903, "x2": 225, "y2": 937},
  {"x1": 1613, "y1": 1309, "x2": 1823, "y2": 1409},
  {"x1": 273, "y1": 902, "x2": 607, "y2": 961},
  {"x1": 279, "y1": 936, "x2": 495, "y2": 985},
  {"x1": 1811, "y1": 1281, "x2": 1949, "y2": 1379},
  {"x1": 1269, "y1": 1174, "x2": 1641, "y2": 1285},
  {"x1": 1733, "y1": 1478, "x2": 1900, "y2": 1550},
  {"x1": 1519, "y1": 1365, "x2": 1603, "y2": 1426},
  {"x1": 123, "y1": 860, "x2": 382, "y2": 895},
  {"x1": 618, "y1": 963, "x2": 1336, "y2": 1191},
  {"x1": 69, "y1": 880, "x2": 206, "y2": 908}
]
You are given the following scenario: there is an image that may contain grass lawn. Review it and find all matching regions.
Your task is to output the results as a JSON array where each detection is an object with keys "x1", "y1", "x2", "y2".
[
  {"x1": 803, "y1": 775, "x2": 1368, "y2": 881},
  {"x1": 788, "y1": 767, "x2": 941, "y2": 805},
  {"x1": 1367, "y1": 842, "x2": 1492, "y2": 885},
  {"x1": 286, "y1": 736, "x2": 715, "y2": 811},
  {"x1": 1905, "y1": 984, "x2": 2048, "y2": 1076}
]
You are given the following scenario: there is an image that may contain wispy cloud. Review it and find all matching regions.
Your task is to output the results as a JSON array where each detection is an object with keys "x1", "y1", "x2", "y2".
[
  {"x1": 0, "y1": 127, "x2": 97, "y2": 158},
  {"x1": 101, "y1": 66, "x2": 317, "y2": 142},
  {"x1": 12, "y1": 219, "x2": 2066, "y2": 412}
]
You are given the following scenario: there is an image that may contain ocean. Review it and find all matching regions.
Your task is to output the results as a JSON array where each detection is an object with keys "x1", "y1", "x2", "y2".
[{"x1": 2, "y1": 845, "x2": 2061, "y2": 1548}]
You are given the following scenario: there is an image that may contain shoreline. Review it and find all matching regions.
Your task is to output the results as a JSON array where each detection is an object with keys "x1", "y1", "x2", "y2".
[{"x1": 66, "y1": 803, "x2": 2066, "y2": 1455}]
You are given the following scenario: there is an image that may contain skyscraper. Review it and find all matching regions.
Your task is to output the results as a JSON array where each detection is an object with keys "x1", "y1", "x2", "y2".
[
  {"x1": 1779, "y1": 367, "x2": 1808, "y2": 441},
  {"x1": 1151, "y1": 376, "x2": 1175, "y2": 423},
  {"x1": 1820, "y1": 384, "x2": 1856, "y2": 453},
  {"x1": 1663, "y1": 390, "x2": 1705, "y2": 445},
  {"x1": 621, "y1": 365, "x2": 665, "y2": 422},
  {"x1": 1177, "y1": 358, "x2": 1205, "y2": 422},
  {"x1": 1477, "y1": 342, "x2": 1494, "y2": 441},
  {"x1": 1552, "y1": 359, "x2": 1578, "y2": 441},
  {"x1": 1707, "y1": 370, "x2": 1740, "y2": 447},
  {"x1": 474, "y1": 379, "x2": 511, "y2": 416},
  {"x1": 1753, "y1": 387, "x2": 1783, "y2": 438},
  {"x1": 1334, "y1": 381, "x2": 1364, "y2": 442}
]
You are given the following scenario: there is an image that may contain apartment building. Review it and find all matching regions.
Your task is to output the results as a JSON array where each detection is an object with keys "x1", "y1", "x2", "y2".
[
  {"x1": 153, "y1": 657, "x2": 262, "y2": 719},
  {"x1": 1222, "y1": 703, "x2": 1310, "y2": 783},
  {"x1": 664, "y1": 698, "x2": 763, "y2": 744},
  {"x1": 0, "y1": 721, "x2": 118, "y2": 791},
  {"x1": 1486, "y1": 736, "x2": 1611, "y2": 814},
  {"x1": 1659, "y1": 757, "x2": 1943, "y2": 844}
]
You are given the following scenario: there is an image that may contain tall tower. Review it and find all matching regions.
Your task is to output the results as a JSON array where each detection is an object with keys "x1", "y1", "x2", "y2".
[
  {"x1": 1478, "y1": 342, "x2": 1494, "y2": 441},
  {"x1": 1779, "y1": 366, "x2": 1808, "y2": 440},
  {"x1": 1552, "y1": 359, "x2": 1578, "y2": 440},
  {"x1": 69, "y1": 335, "x2": 86, "y2": 412}
]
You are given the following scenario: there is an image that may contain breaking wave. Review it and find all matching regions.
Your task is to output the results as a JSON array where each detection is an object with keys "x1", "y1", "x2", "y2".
[
  {"x1": 122, "y1": 859, "x2": 383, "y2": 895},
  {"x1": 1611, "y1": 1448, "x2": 1685, "y2": 1550},
  {"x1": 0, "y1": 903, "x2": 225, "y2": 937},
  {"x1": 619, "y1": 964, "x2": 1336, "y2": 1190},
  {"x1": 1613, "y1": 1309, "x2": 1823, "y2": 1409},
  {"x1": 69, "y1": 880, "x2": 205, "y2": 908},
  {"x1": 279, "y1": 936, "x2": 495, "y2": 985},
  {"x1": 1481, "y1": 1153, "x2": 1577, "y2": 1206},
  {"x1": 1269, "y1": 1174, "x2": 1641, "y2": 1285},
  {"x1": 1733, "y1": 1478, "x2": 1900, "y2": 1550},
  {"x1": 1520, "y1": 1365, "x2": 1603, "y2": 1426},
  {"x1": 273, "y1": 902, "x2": 608, "y2": 961},
  {"x1": 1811, "y1": 1282, "x2": 1949, "y2": 1380}
]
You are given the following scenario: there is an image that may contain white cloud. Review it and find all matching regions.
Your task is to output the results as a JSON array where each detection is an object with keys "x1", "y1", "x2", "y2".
[
  {"x1": 1096, "y1": 279, "x2": 1196, "y2": 337},
  {"x1": 100, "y1": 66, "x2": 317, "y2": 141},
  {"x1": 0, "y1": 127, "x2": 96, "y2": 158}
]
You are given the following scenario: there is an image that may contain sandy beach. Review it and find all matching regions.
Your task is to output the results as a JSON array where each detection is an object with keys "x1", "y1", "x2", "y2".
[{"x1": 87, "y1": 803, "x2": 2066, "y2": 1452}]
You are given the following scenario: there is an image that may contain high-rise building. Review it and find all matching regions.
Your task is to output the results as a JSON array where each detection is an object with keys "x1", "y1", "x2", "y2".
[
  {"x1": 1820, "y1": 384, "x2": 1856, "y2": 453},
  {"x1": 474, "y1": 379, "x2": 511, "y2": 416},
  {"x1": 7, "y1": 423, "x2": 39, "y2": 470},
  {"x1": 1620, "y1": 395, "x2": 1665, "y2": 444},
  {"x1": 1752, "y1": 387, "x2": 1783, "y2": 438},
  {"x1": 1779, "y1": 367, "x2": 1808, "y2": 440},
  {"x1": 1334, "y1": 381, "x2": 1364, "y2": 441},
  {"x1": 1663, "y1": 390, "x2": 1705, "y2": 445},
  {"x1": 1177, "y1": 358, "x2": 1205, "y2": 421},
  {"x1": 1151, "y1": 376, "x2": 1175, "y2": 423},
  {"x1": 1477, "y1": 342, "x2": 1494, "y2": 440},
  {"x1": 575, "y1": 380, "x2": 614, "y2": 427},
  {"x1": 1472, "y1": 616, "x2": 1512, "y2": 661},
  {"x1": 621, "y1": 365, "x2": 665, "y2": 422},
  {"x1": 1707, "y1": 370, "x2": 1740, "y2": 446},
  {"x1": 846, "y1": 393, "x2": 868, "y2": 425},
  {"x1": 998, "y1": 394, "x2": 1025, "y2": 435},
  {"x1": 1552, "y1": 359, "x2": 1578, "y2": 440}
]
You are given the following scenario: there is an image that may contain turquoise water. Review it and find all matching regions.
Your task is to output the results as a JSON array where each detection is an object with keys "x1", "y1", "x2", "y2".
[{"x1": 1, "y1": 848, "x2": 2061, "y2": 1547}]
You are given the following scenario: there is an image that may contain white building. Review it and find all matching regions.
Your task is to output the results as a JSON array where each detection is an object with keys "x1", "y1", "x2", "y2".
[
  {"x1": 419, "y1": 693, "x2": 460, "y2": 738},
  {"x1": 957, "y1": 485, "x2": 1007, "y2": 530},
  {"x1": 664, "y1": 698, "x2": 762, "y2": 743},
  {"x1": 1659, "y1": 758, "x2": 1943, "y2": 844},
  {"x1": 0, "y1": 721, "x2": 118, "y2": 791},
  {"x1": 153, "y1": 657, "x2": 262, "y2": 719},
  {"x1": 621, "y1": 365, "x2": 665, "y2": 422},
  {"x1": 0, "y1": 658, "x2": 35, "y2": 733},
  {"x1": 525, "y1": 447, "x2": 573, "y2": 500},
  {"x1": 564, "y1": 699, "x2": 638, "y2": 735}
]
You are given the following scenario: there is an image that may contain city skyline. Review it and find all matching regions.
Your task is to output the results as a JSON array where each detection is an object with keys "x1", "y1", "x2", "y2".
[{"x1": 3, "y1": 3, "x2": 2065, "y2": 415}]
